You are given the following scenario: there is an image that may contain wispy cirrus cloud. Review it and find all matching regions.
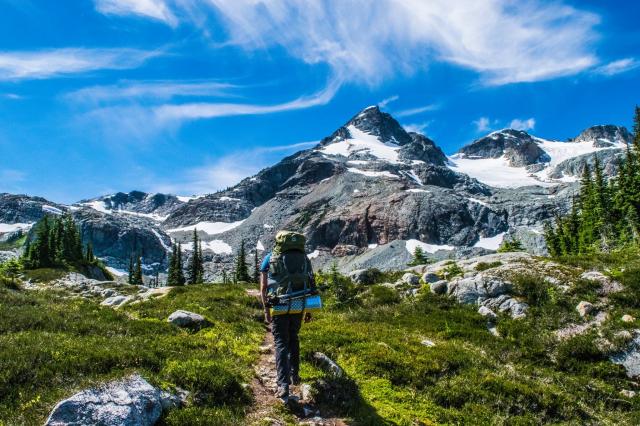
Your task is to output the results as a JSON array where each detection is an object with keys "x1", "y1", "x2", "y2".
[
  {"x1": 377, "y1": 95, "x2": 399, "y2": 108},
  {"x1": 95, "y1": 0, "x2": 177, "y2": 26},
  {"x1": 71, "y1": 77, "x2": 340, "y2": 140},
  {"x1": 102, "y1": 0, "x2": 601, "y2": 86},
  {"x1": 0, "y1": 48, "x2": 161, "y2": 81},
  {"x1": 149, "y1": 140, "x2": 318, "y2": 195},
  {"x1": 152, "y1": 77, "x2": 340, "y2": 123},
  {"x1": 473, "y1": 117, "x2": 492, "y2": 132},
  {"x1": 66, "y1": 80, "x2": 238, "y2": 103},
  {"x1": 394, "y1": 104, "x2": 440, "y2": 118},
  {"x1": 472, "y1": 116, "x2": 536, "y2": 133},
  {"x1": 594, "y1": 58, "x2": 640, "y2": 76}
]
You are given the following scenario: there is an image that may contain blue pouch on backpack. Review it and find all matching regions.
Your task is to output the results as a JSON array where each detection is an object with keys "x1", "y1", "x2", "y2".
[{"x1": 270, "y1": 294, "x2": 322, "y2": 316}]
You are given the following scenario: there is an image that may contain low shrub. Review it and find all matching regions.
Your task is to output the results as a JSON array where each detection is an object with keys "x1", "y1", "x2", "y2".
[
  {"x1": 361, "y1": 285, "x2": 401, "y2": 307},
  {"x1": 162, "y1": 359, "x2": 248, "y2": 405},
  {"x1": 511, "y1": 273, "x2": 550, "y2": 306},
  {"x1": 475, "y1": 261, "x2": 502, "y2": 271}
]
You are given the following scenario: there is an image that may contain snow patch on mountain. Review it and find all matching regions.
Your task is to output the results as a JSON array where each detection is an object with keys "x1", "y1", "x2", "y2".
[
  {"x1": 347, "y1": 168, "x2": 400, "y2": 179},
  {"x1": 406, "y1": 239, "x2": 455, "y2": 254},
  {"x1": 183, "y1": 240, "x2": 232, "y2": 254},
  {"x1": 82, "y1": 200, "x2": 111, "y2": 214},
  {"x1": 473, "y1": 232, "x2": 506, "y2": 250},
  {"x1": 166, "y1": 220, "x2": 245, "y2": 235},
  {"x1": 448, "y1": 155, "x2": 550, "y2": 188},
  {"x1": 319, "y1": 125, "x2": 401, "y2": 163},
  {"x1": 0, "y1": 222, "x2": 33, "y2": 233}
]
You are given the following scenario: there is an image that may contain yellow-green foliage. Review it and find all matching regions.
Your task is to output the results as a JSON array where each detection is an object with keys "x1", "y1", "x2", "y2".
[
  {"x1": 0, "y1": 284, "x2": 263, "y2": 425},
  {"x1": 300, "y1": 283, "x2": 640, "y2": 425}
]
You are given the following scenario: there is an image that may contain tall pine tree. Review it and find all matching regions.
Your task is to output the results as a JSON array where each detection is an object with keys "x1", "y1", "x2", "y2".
[{"x1": 234, "y1": 239, "x2": 250, "y2": 283}]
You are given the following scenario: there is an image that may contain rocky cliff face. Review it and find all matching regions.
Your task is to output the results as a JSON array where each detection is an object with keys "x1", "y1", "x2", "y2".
[{"x1": 0, "y1": 108, "x2": 633, "y2": 278}]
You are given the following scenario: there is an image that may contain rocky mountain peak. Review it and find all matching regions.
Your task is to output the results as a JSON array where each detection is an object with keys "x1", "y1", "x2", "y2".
[
  {"x1": 457, "y1": 128, "x2": 548, "y2": 167},
  {"x1": 323, "y1": 105, "x2": 413, "y2": 147},
  {"x1": 572, "y1": 125, "x2": 632, "y2": 147}
]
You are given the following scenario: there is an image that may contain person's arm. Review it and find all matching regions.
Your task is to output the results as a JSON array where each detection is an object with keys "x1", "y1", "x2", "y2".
[{"x1": 260, "y1": 271, "x2": 271, "y2": 324}]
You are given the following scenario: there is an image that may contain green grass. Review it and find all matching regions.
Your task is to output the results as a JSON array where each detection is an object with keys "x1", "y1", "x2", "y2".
[
  {"x1": 0, "y1": 283, "x2": 263, "y2": 425},
  {"x1": 300, "y1": 284, "x2": 640, "y2": 425}
]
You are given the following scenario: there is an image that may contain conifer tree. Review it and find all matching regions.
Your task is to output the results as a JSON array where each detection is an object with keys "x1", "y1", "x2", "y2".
[
  {"x1": 176, "y1": 243, "x2": 185, "y2": 286},
  {"x1": 187, "y1": 229, "x2": 200, "y2": 285},
  {"x1": 409, "y1": 246, "x2": 427, "y2": 265},
  {"x1": 197, "y1": 242, "x2": 204, "y2": 283},
  {"x1": 85, "y1": 242, "x2": 94, "y2": 263},
  {"x1": 133, "y1": 256, "x2": 143, "y2": 285},
  {"x1": 235, "y1": 239, "x2": 250, "y2": 282},
  {"x1": 128, "y1": 256, "x2": 135, "y2": 285}
]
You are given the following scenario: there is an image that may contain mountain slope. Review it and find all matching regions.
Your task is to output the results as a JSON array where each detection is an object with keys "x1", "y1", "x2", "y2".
[{"x1": 0, "y1": 107, "x2": 632, "y2": 277}]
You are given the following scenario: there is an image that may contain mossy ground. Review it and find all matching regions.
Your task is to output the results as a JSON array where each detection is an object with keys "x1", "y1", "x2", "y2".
[
  {"x1": 299, "y1": 253, "x2": 640, "y2": 425},
  {"x1": 2, "y1": 251, "x2": 640, "y2": 425},
  {"x1": 0, "y1": 283, "x2": 264, "y2": 425}
]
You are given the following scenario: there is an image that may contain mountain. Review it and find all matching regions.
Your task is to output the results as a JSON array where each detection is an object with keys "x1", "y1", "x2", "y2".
[{"x1": 0, "y1": 107, "x2": 632, "y2": 278}]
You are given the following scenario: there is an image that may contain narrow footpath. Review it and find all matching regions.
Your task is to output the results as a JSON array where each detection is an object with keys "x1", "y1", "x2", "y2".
[{"x1": 245, "y1": 289, "x2": 347, "y2": 426}]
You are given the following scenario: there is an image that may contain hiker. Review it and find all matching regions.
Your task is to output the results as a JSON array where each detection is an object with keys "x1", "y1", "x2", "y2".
[{"x1": 260, "y1": 231, "x2": 316, "y2": 402}]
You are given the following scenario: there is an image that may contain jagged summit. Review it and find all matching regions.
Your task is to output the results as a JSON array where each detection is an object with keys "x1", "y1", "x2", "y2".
[
  {"x1": 79, "y1": 191, "x2": 185, "y2": 216},
  {"x1": 455, "y1": 129, "x2": 548, "y2": 167},
  {"x1": 572, "y1": 125, "x2": 632, "y2": 147}
]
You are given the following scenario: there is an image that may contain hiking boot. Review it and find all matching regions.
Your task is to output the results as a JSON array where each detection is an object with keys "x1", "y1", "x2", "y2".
[
  {"x1": 291, "y1": 374, "x2": 301, "y2": 386},
  {"x1": 276, "y1": 384, "x2": 289, "y2": 402}
]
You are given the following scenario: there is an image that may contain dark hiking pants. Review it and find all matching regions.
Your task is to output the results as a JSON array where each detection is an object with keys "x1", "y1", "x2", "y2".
[{"x1": 271, "y1": 313, "x2": 303, "y2": 387}]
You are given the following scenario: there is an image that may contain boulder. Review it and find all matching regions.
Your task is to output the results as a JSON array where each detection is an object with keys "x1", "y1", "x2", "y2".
[
  {"x1": 448, "y1": 275, "x2": 512, "y2": 305},
  {"x1": 430, "y1": 280, "x2": 448, "y2": 295},
  {"x1": 101, "y1": 295, "x2": 131, "y2": 308},
  {"x1": 420, "y1": 339, "x2": 436, "y2": 347},
  {"x1": 348, "y1": 268, "x2": 381, "y2": 285},
  {"x1": 402, "y1": 273, "x2": 420, "y2": 286},
  {"x1": 422, "y1": 272, "x2": 440, "y2": 283},
  {"x1": 611, "y1": 335, "x2": 640, "y2": 378},
  {"x1": 167, "y1": 310, "x2": 208, "y2": 329},
  {"x1": 622, "y1": 314, "x2": 636, "y2": 323},
  {"x1": 45, "y1": 374, "x2": 182, "y2": 426},
  {"x1": 478, "y1": 306, "x2": 497, "y2": 320},
  {"x1": 580, "y1": 270, "x2": 623, "y2": 295},
  {"x1": 576, "y1": 301, "x2": 595, "y2": 317}
]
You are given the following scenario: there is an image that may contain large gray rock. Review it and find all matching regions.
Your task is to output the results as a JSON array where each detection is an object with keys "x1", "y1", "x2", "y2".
[
  {"x1": 422, "y1": 272, "x2": 441, "y2": 284},
  {"x1": 430, "y1": 280, "x2": 448, "y2": 295},
  {"x1": 45, "y1": 374, "x2": 182, "y2": 426},
  {"x1": 401, "y1": 273, "x2": 420, "y2": 286},
  {"x1": 576, "y1": 301, "x2": 595, "y2": 317},
  {"x1": 167, "y1": 310, "x2": 208, "y2": 328},
  {"x1": 611, "y1": 334, "x2": 640, "y2": 378}
]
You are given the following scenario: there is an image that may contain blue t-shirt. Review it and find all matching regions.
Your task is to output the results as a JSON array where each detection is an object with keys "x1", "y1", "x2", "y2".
[{"x1": 259, "y1": 252, "x2": 271, "y2": 273}]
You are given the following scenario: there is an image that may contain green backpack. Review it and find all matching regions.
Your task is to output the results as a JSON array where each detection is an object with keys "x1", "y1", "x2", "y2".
[{"x1": 269, "y1": 231, "x2": 314, "y2": 297}]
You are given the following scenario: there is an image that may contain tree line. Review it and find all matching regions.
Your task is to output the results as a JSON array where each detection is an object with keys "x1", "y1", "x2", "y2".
[
  {"x1": 544, "y1": 106, "x2": 640, "y2": 255},
  {"x1": 22, "y1": 214, "x2": 97, "y2": 269}
]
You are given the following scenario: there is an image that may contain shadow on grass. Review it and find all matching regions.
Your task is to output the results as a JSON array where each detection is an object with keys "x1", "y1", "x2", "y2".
[{"x1": 306, "y1": 355, "x2": 390, "y2": 426}]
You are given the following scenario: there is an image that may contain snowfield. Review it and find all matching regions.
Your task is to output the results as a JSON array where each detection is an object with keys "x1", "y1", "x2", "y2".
[
  {"x1": 319, "y1": 125, "x2": 401, "y2": 163},
  {"x1": 347, "y1": 168, "x2": 400, "y2": 179},
  {"x1": 448, "y1": 136, "x2": 626, "y2": 188},
  {"x1": 183, "y1": 240, "x2": 233, "y2": 254},
  {"x1": 473, "y1": 232, "x2": 506, "y2": 250},
  {"x1": 167, "y1": 220, "x2": 245, "y2": 235},
  {"x1": 0, "y1": 222, "x2": 33, "y2": 233},
  {"x1": 406, "y1": 239, "x2": 455, "y2": 254}
]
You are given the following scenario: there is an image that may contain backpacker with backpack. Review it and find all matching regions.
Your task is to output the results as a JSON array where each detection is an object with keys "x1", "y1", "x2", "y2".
[{"x1": 267, "y1": 231, "x2": 322, "y2": 316}]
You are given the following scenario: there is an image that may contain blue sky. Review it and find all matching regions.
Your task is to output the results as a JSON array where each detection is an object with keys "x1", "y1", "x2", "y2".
[{"x1": 0, "y1": 0, "x2": 638, "y2": 203}]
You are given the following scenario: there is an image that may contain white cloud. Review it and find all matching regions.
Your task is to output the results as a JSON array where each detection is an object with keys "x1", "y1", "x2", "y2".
[
  {"x1": 509, "y1": 118, "x2": 536, "y2": 131},
  {"x1": 474, "y1": 117, "x2": 491, "y2": 132},
  {"x1": 594, "y1": 58, "x2": 640, "y2": 76},
  {"x1": 403, "y1": 122, "x2": 430, "y2": 134},
  {"x1": 170, "y1": 0, "x2": 599, "y2": 86},
  {"x1": 2, "y1": 93, "x2": 22, "y2": 100},
  {"x1": 66, "y1": 80, "x2": 237, "y2": 103},
  {"x1": 0, "y1": 169, "x2": 26, "y2": 183},
  {"x1": 95, "y1": 0, "x2": 177, "y2": 26},
  {"x1": 395, "y1": 104, "x2": 439, "y2": 117},
  {"x1": 0, "y1": 48, "x2": 160, "y2": 80},
  {"x1": 150, "y1": 141, "x2": 318, "y2": 195},
  {"x1": 152, "y1": 77, "x2": 340, "y2": 123},
  {"x1": 378, "y1": 95, "x2": 399, "y2": 108}
]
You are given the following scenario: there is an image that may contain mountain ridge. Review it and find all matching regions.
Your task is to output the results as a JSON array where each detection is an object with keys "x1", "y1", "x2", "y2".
[{"x1": 0, "y1": 107, "x2": 632, "y2": 277}]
